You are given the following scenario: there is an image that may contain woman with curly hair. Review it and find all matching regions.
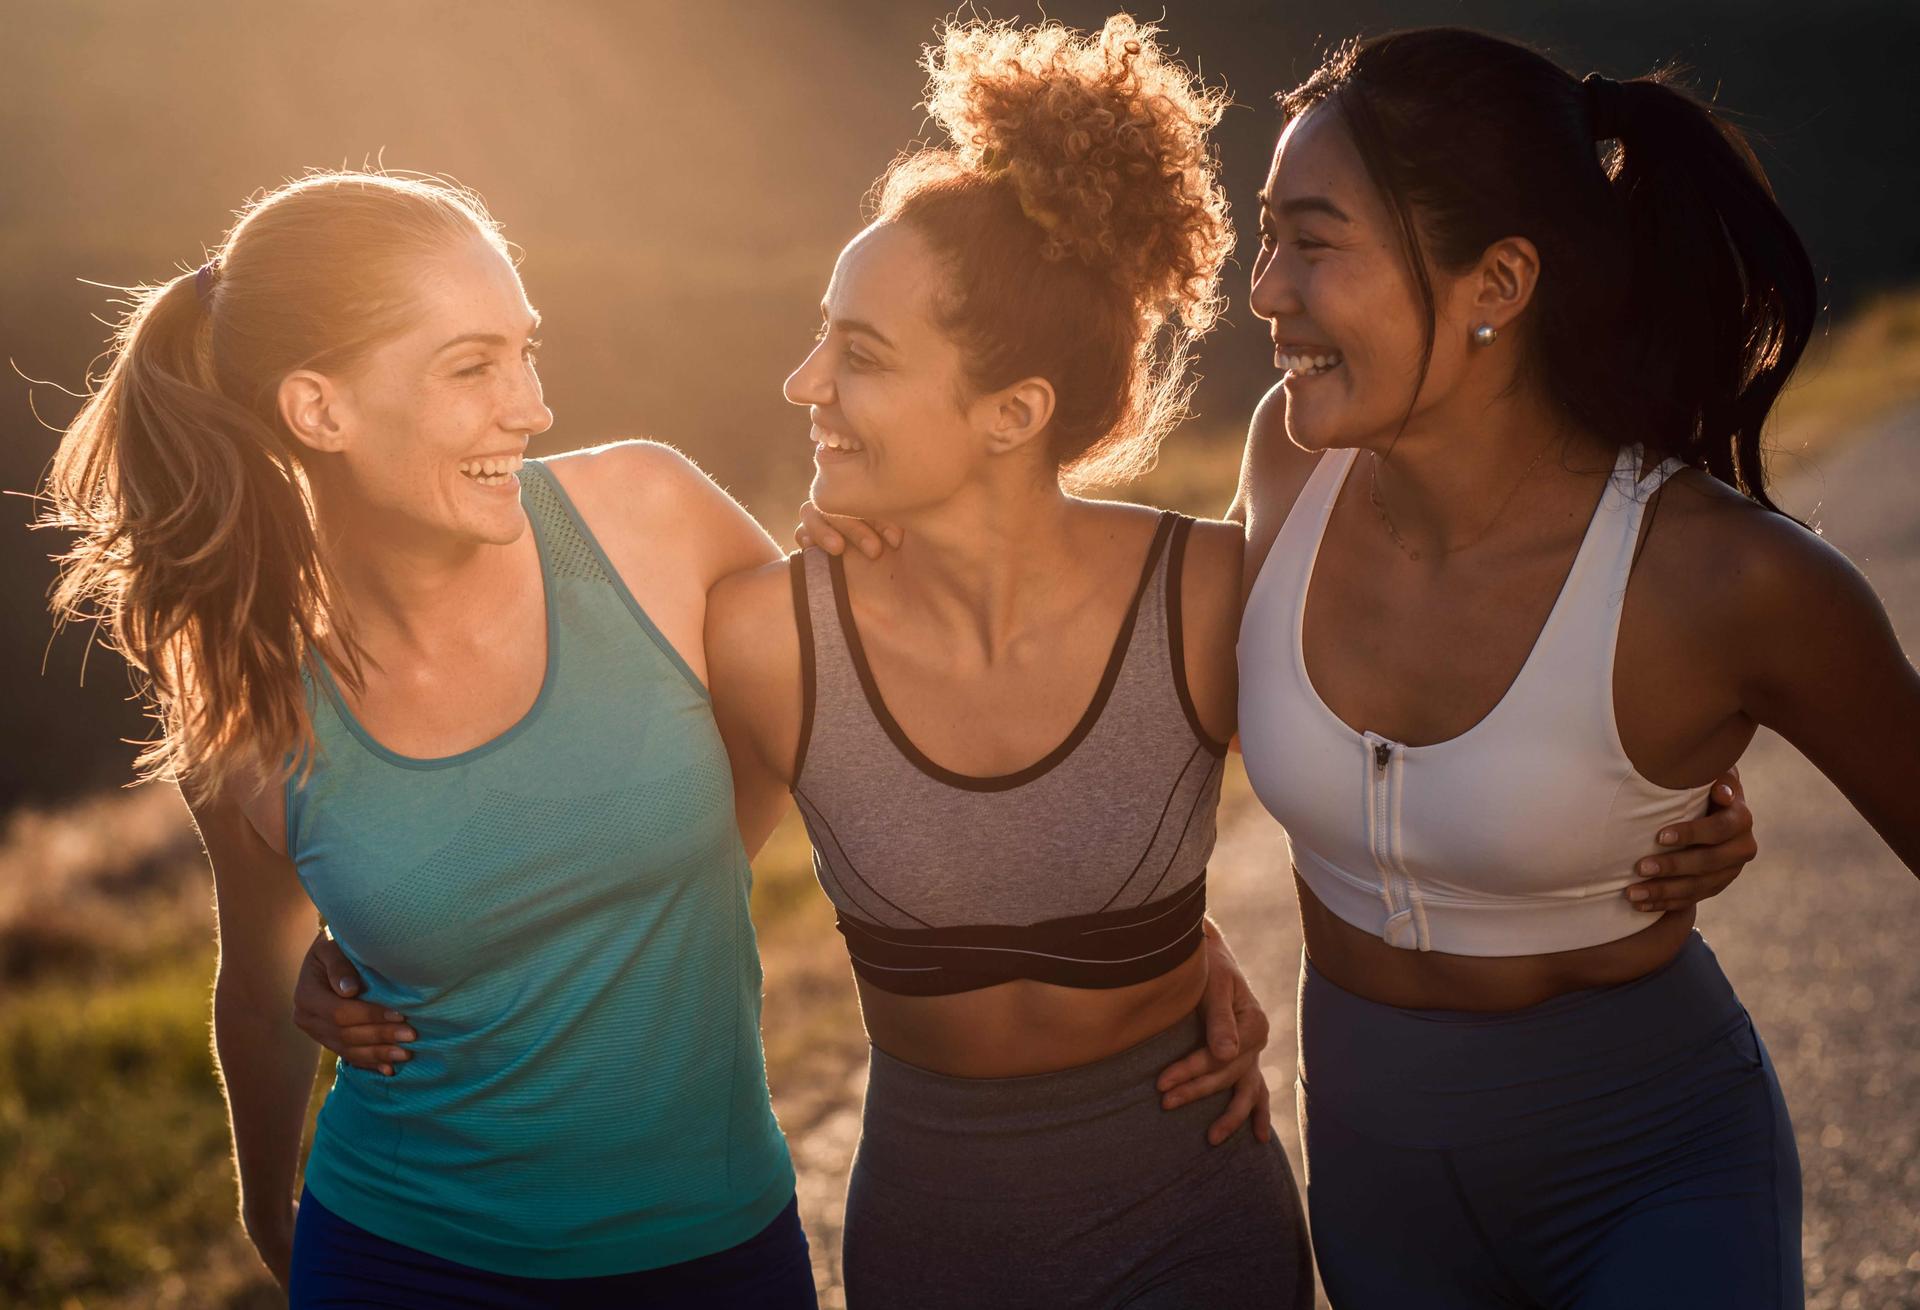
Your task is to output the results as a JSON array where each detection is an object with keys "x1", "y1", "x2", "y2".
[{"x1": 703, "y1": 16, "x2": 1316, "y2": 1304}]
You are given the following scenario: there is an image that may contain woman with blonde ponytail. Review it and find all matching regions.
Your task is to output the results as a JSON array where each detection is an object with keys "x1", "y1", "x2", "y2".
[{"x1": 47, "y1": 171, "x2": 820, "y2": 1305}]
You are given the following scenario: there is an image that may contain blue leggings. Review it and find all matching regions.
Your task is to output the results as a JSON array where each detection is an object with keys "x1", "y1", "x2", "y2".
[
  {"x1": 289, "y1": 1188, "x2": 817, "y2": 1309},
  {"x1": 1298, "y1": 935, "x2": 1802, "y2": 1309}
]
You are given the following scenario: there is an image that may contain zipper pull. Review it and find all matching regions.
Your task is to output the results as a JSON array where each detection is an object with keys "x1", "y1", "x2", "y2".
[{"x1": 1373, "y1": 740, "x2": 1392, "y2": 771}]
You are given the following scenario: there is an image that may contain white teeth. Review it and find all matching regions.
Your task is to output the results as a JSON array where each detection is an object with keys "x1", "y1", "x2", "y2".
[
  {"x1": 458, "y1": 453, "x2": 525, "y2": 483},
  {"x1": 1279, "y1": 351, "x2": 1343, "y2": 376},
  {"x1": 812, "y1": 425, "x2": 864, "y2": 453}
]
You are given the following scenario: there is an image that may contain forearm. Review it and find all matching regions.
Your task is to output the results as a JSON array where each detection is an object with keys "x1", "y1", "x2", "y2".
[{"x1": 213, "y1": 976, "x2": 320, "y2": 1228}]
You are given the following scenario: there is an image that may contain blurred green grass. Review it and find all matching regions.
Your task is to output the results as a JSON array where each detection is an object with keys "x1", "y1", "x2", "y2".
[{"x1": 4, "y1": 287, "x2": 1917, "y2": 1306}]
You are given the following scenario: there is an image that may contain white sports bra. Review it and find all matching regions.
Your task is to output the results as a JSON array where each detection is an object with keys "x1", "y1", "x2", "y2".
[{"x1": 1238, "y1": 443, "x2": 1711, "y2": 956}]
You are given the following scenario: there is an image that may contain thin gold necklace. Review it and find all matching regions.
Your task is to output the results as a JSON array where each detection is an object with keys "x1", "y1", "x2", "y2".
[{"x1": 1367, "y1": 441, "x2": 1552, "y2": 562}]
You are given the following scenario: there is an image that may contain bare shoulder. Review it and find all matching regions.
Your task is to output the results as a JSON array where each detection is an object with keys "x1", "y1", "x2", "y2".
[
  {"x1": 1643, "y1": 469, "x2": 1875, "y2": 625},
  {"x1": 1233, "y1": 383, "x2": 1323, "y2": 524},
  {"x1": 545, "y1": 439, "x2": 720, "y2": 540},
  {"x1": 544, "y1": 439, "x2": 779, "y2": 593}
]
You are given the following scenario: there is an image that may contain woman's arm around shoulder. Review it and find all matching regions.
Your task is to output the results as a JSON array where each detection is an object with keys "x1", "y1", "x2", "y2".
[
  {"x1": 706, "y1": 557, "x2": 809, "y2": 858},
  {"x1": 187, "y1": 771, "x2": 325, "y2": 1287},
  {"x1": 1677, "y1": 475, "x2": 1920, "y2": 873},
  {"x1": 546, "y1": 440, "x2": 782, "y2": 687}
]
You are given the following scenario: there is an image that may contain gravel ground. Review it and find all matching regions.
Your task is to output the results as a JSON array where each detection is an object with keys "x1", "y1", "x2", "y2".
[{"x1": 789, "y1": 405, "x2": 1920, "y2": 1308}]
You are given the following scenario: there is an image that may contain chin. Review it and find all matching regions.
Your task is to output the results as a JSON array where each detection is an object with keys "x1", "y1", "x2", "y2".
[
  {"x1": 468, "y1": 503, "x2": 531, "y2": 548},
  {"x1": 1280, "y1": 403, "x2": 1339, "y2": 454},
  {"x1": 808, "y1": 470, "x2": 871, "y2": 521}
]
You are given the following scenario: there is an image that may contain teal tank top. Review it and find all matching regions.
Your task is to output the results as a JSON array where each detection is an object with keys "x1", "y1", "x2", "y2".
[{"x1": 284, "y1": 460, "x2": 794, "y2": 1277}]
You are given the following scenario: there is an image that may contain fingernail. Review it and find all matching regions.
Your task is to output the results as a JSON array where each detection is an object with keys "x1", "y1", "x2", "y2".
[
  {"x1": 336, "y1": 980, "x2": 355, "y2": 994},
  {"x1": 1657, "y1": 829, "x2": 1678, "y2": 845},
  {"x1": 384, "y1": 1011, "x2": 405, "y2": 1022},
  {"x1": 885, "y1": 529, "x2": 902, "y2": 545},
  {"x1": 1718, "y1": 783, "x2": 1734, "y2": 799},
  {"x1": 1638, "y1": 858, "x2": 1660, "y2": 876},
  {"x1": 1628, "y1": 886, "x2": 1649, "y2": 902},
  {"x1": 1161, "y1": 1095, "x2": 1178, "y2": 1110},
  {"x1": 379, "y1": 1065, "x2": 393, "y2": 1076},
  {"x1": 391, "y1": 1049, "x2": 410, "y2": 1062},
  {"x1": 396, "y1": 1028, "x2": 416, "y2": 1042}
]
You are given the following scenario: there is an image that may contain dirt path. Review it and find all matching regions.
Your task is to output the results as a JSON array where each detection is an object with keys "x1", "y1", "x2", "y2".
[{"x1": 789, "y1": 408, "x2": 1920, "y2": 1308}]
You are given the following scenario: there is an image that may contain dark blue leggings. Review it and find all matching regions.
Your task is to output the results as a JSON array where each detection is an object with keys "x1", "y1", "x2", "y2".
[
  {"x1": 1298, "y1": 935, "x2": 1802, "y2": 1309},
  {"x1": 289, "y1": 1189, "x2": 817, "y2": 1309}
]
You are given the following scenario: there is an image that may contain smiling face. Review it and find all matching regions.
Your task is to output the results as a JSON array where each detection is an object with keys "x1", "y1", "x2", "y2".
[
  {"x1": 1249, "y1": 104, "x2": 1485, "y2": 454},
  {"x1": 297, "y1": 236, "x2": 553, "y2": 547},
  {"x1": 783, "y1": 221, "x2": 1000, "y2": 519}
]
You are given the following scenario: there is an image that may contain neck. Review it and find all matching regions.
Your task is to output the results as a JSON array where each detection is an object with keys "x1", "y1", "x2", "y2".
[
  {"x1": 316, "y1": 491, "x2": 525, "y2": 657},
  {"x1": 1368, "y1": 384, "x2": 1606, "y2": 557},
  {"x1": 866, "y1": 469, "x2": 1078, "y2": 659}
]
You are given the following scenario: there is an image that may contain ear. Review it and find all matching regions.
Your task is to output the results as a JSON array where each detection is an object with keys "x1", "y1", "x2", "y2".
[
  {"x1": 1468, "y1": 235, "x2": 1542, "y2": 332},
  {"x1": 974, "y1": 376, "x2": 1056, "y2": 456},
  {"x1": 277, "y1": 370, "x2": 350, "y2": 454}
]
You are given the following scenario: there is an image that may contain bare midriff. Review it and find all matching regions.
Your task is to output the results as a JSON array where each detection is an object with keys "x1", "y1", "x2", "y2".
[
  {"x1": 857, "y1": 945, "x2": 1209, "y2": 1078},
  {"x1": 1297, "y1": 872, "x2": 1697, "y2": 1012}
]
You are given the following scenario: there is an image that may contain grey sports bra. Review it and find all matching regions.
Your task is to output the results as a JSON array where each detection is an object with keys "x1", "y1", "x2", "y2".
[{"x1": 788, "y1": 512, "x2": 1226, "y2": 995}]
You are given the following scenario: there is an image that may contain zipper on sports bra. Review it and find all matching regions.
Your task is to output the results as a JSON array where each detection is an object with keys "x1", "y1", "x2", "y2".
[{"x1": 1364, "y1": 732, "x2": 1423, "y2": 950}]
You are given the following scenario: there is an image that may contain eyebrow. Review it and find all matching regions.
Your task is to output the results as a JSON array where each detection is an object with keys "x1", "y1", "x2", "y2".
[
  {"x1": 434, "y1": 313, "x2": 543, "y2": 354},
  {"x1": 819, "y1": 302, "x2": 896, "y2": 351},
  {"x1": 1258, "y1": 190, "x2": 1352, "y2": 224}
]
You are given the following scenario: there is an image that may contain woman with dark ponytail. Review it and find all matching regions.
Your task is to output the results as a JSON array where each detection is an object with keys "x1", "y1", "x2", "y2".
[
  {"x1": 1235, "y1": 28, "x2": 1917, "y2": 1306},
  {"x1": 47, "y1": 172, "x2": 819, "y2": 1305}
]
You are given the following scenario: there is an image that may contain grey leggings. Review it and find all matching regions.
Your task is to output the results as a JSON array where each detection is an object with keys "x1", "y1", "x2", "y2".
[{"x1": 842, "y1": 1013, "x2": 1313, "y2": 1309}]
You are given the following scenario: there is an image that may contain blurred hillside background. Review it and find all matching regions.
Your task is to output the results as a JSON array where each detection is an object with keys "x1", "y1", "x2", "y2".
[
  {"x1": 6, "y1": 0, "x2": 1920, "y2": 803},
  {"x1": 3, "y1": 2, "x2": 1919, "y2": 1307}
]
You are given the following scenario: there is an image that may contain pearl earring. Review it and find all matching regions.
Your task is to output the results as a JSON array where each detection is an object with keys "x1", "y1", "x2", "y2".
[{"x1": 1472, "y1": 324, "x2": 1499, "y2": 347}]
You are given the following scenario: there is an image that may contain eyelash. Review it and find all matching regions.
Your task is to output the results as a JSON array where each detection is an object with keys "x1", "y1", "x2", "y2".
[
  {"x1": 457, "y1": 339, "x2": 542, "y2": 378},
  {"x1": 814, "y1": 325, "x2": 878, "y2": 371}
]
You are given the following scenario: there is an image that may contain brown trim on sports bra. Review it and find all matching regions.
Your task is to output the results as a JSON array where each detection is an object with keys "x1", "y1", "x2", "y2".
[
  {"x1": 787, "y1": 551, "x2": 816, "y2": 783},
  {"x1": 1164, "y1": 518, "x2": 1232, "y2": 758},
  {"x1": 825, "y1": 513, "x2": 1177, "y2": 792}
]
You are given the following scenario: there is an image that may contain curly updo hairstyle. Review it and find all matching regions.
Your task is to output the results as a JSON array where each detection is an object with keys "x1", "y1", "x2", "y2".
[{"x1": 872, "y1": 14, "x2": 1234, "y2": 489}]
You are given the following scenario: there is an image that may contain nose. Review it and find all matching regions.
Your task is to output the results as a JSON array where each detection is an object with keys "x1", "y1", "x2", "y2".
[
  {"x1": 1249, "y1": 246, "x2": 1304, "y2": 325},
  {"x1": 509, "y1": 356, "x2": 555, "y2": 439},
  {"x1": 783, "y1": 338, "x2": 834, "y2": 408}
]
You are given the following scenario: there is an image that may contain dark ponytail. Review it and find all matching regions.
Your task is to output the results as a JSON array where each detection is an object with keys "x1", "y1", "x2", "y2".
[
  {"x1": 1602, "y1": 74, "x2": 1817, "y2": 510},
  {"x1": 44, "y1": 171, "x2": 506, "y2": 799},
  {"x1": 1281, "y1": 29, "x2": 1817, "y2": 512}
]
